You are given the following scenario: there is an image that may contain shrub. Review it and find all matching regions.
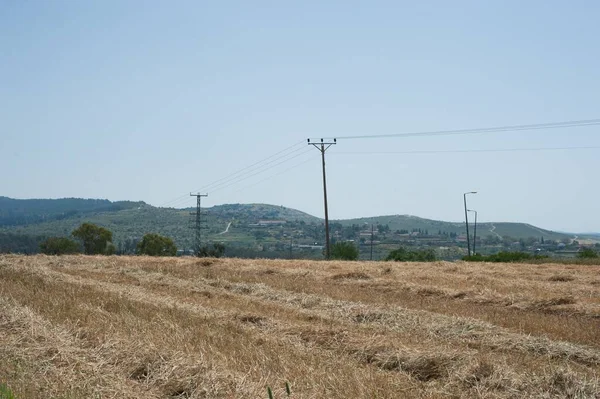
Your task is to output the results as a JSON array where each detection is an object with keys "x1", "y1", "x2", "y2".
[
  {"x1": 577, "y1": 248, "x2": 599, "y2": 259},
  {"x1": 330, "y1": 241, "x2": 359, "y2": 260},
  {"x1": 197, "y1": 243, "x2": 225, "y2": 258},
  {"x1": 385, "y1": 247, "x2": 436, "y2": 262},
  {"x1": 39, "y1": 237, "x2": 81, "y2": 255},
  {"x1": 463, "y1": 251, "x2": 548, "y2": 262},
  {"x1": 137, "y1": 233, "x2": 177, "y2": 256}
]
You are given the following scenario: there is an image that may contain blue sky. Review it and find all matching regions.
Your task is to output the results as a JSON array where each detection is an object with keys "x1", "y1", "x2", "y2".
[{"x1": 1, "y1": 1, "x2": 599, "y2": 232}]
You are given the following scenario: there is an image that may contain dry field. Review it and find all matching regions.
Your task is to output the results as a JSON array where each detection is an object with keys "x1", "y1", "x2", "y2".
[{"x1": 1, "y1": 255, "x2": 599, "y2": 398}]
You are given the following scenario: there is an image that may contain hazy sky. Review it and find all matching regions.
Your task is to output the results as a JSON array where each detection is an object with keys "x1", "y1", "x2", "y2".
[{"x1": 2, "y1": 1, "x2": 599, "y2": 232}]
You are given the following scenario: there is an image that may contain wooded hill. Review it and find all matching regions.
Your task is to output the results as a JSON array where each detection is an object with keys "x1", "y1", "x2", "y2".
[{"x1": 0, "y1": 197, "x2": 573, "y2": 256}]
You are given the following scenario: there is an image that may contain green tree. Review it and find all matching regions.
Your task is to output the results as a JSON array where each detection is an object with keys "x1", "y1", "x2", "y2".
[
  {"x1": 577, "y1": 247, "x2": 599, "y2": 259},
  {"x1": 72, "y1": 222, "x2": 113, "y2": 255},
  {"x1": 39, "y1": 237, "x2": 81, "y2": 255},
  {"x1": 137, "y1": 233, "x2": 177, "y2": 256},
  {"x1": 330, "y1": 241, "x2": 359, "y2": 260}
]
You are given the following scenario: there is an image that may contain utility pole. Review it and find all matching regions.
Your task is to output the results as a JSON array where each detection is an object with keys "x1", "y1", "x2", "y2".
[
  {"x1": 289, "y1": 236, "x2": 293, "y2": 259},
  {"x1": 468, "y1": 210, "x2": 478, "y2": 255},
  {"x1": 308, "y1": 138, "x2": 336, "y2": 259},
  {"x1": 190, "y1": 193, "x2": 208, "y2": 255},
  {"x1": 370, "y1": 224, "x2": 374, "y2": 261},
  {"x1": 463, "y1": 192, "x2": 477, "y2": 257}
]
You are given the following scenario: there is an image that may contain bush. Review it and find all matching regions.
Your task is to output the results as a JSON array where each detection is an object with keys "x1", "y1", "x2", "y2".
[
  {"x1": 39, "y1": 237, "x2": 81, "y2": 255},
  {"x1": 463, "y1": 251, "x2": 547, "y2": 262},
  {"x1": 577, "y1": 248, "x2": 599, "y2": 259},
  {"x1": 385, "y1": 247, "x2": 436, "y2": 262},
  {"x1": 330, "y1": 241, "x2": 359, "y2": 260},
  {"x1": 136, "y1": 233, "x2": 177, "y2": 256},
  {"x1": 197, "y1": 242, "x2": 225, "y2": 258}
]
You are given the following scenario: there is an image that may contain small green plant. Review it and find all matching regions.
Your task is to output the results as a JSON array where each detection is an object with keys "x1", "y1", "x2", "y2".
[
  {"x1": 266, "y1": 382, "x2": 292, "y2": 398},
  {"x1": 0, "y1": 383, "x2": 16, "y2": 399}
]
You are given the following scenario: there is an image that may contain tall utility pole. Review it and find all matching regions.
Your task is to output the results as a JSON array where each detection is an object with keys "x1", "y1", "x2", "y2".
[
  {"x1": 463, "y1": 192, "x2": 477, "y2": 257},
  {"x1": 308, "y1": 138, "x2": 336, "y2": 259},
  {"x1": 370, "y1": 224, "x2": 374, "y2": 261},
  {"x1": 190, "y1": 193, "x2": 208, "y2": 255},
  {"x1": 468, "y1": 209, "x2": 478, "y2": 255}
]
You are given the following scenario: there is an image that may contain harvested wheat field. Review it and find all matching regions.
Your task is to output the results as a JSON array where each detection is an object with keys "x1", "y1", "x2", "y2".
[{"x1": 1, "y1": 255, "x2": 599, "y2": 398}]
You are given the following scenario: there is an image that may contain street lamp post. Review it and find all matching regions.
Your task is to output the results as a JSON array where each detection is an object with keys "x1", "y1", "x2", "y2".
[
  {"x1": 468, "y1": 209, "x2": 478, "y2": 255},
  {"x1": 463, "y1": 192, "x2": 477, "y2": 257}
]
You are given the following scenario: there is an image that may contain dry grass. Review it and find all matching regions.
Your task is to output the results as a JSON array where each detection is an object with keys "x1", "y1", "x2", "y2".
[{"x1": 1, "y1": 255, "x2": 599, "y2": 398}]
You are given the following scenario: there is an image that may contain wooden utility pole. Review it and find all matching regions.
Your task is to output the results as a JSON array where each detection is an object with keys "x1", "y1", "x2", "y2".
[{"x1": 308, "y1": 138, "x2": 336, "y2": 259}]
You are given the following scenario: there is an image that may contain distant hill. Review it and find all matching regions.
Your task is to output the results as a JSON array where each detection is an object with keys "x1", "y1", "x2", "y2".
[
  {"x1": 0, "y1": 197, "x2": 575, "y2": 255},
  {"x1": 0, "y1": 199, "x2": 320, "y2": 252},
  {"x1": 336, "y1": 215, "x2": 571, "y2": 242},
  {"x1": 0, "y1": 196, "x2": 144, "y2": 227}
]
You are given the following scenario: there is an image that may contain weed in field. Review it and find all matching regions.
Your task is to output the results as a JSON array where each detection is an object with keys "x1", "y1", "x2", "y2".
[{"x1": 0, "y1": 384, "x2": 16, "y2": 399}]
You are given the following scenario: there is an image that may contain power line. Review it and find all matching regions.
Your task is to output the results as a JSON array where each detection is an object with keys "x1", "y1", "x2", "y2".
[
  {"x1": 315, "y1": 118, "x2": 600, "y2": 140},
  {"x1": 230, "y1": 154, "x2": 319, "y2": 195},
  {"x1": 201, "y1": 147, "x2": 311, "y2": 194},
  {"x1": 209, "y1": 148, "x2": 314, "y2": 195},
  {"x1": 160, "y1": 140, "x2": 306, "y2": 208},
  {"x1": 167, "y1": 147, "x2": 311, "y2": 208},
  {"x1": 332, "y1": 145, "x2": 600, "y2": 155},
  {"x1": 161, "y1": 142, "x2": 302, "y2": 206}
]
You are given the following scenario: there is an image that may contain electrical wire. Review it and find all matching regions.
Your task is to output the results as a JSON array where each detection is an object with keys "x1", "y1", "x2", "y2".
[
  {"x1": 197, "y1": 146, "x2": 310, "y2": 194},
  {"x1": 159, "y1": 140, "x2": 306, "y2": 208},
  {"x1": 314, "y1": 118, "x2": 600, "y2": 140},
  {"x1": 332, "y1": 145, "x2": 600, "y2": 155},
  {"x1": 162, "y1": 118, "x2": 600, "y2": 209},
  {"x1": 209, "y1": 148, "x2": 315, "y2": 195},
  {"x1": 229, "y1": 154, "x2": 319, "y2": 195}
]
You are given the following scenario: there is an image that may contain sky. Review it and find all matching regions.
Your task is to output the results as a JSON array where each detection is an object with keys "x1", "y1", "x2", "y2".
[{"x1": 1, "y1": 1, "x2": 599, "y2": 233}]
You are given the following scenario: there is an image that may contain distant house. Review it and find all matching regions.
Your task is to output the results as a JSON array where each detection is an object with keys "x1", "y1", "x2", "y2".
[
  {"x1": 258, "y1": 220, "x2": 286, "y2": 226},
  {"x1": 248, "y1": 220, "x2": 287, "y2": 227},
  {"x1": 456, "y1": 235, "x2": 468, "y2": 242}
]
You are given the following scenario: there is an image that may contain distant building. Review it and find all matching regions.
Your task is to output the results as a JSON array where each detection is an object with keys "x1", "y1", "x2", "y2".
[
  {"x1": 248, "y1": 220, "x2": 287, "y2": 227},
  {"x1": 257, "y1": 220, "x2": 286, "y2": 226}
]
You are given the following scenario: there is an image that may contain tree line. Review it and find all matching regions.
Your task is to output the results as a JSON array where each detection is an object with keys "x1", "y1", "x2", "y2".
[
  {"x1": 36, "y1": 222, "x2": 228, "y2": 258},
  {"x1": 38, "y1": 222, "x2": 179, "y2": 256}
]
